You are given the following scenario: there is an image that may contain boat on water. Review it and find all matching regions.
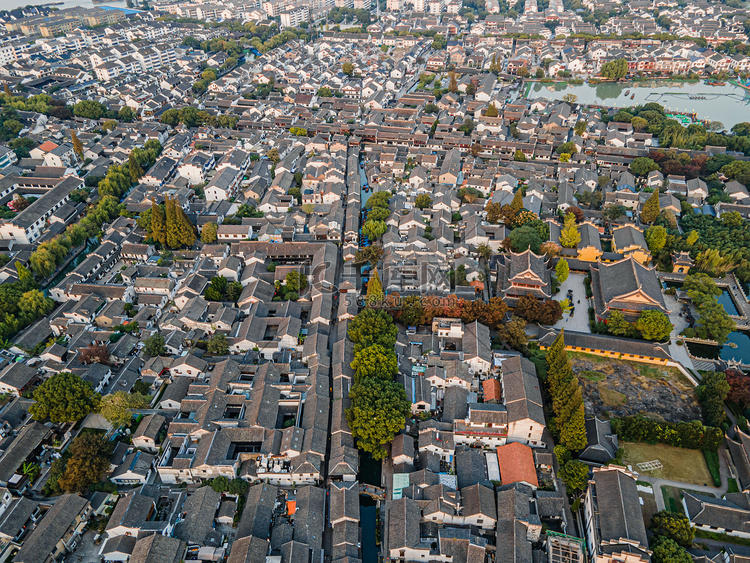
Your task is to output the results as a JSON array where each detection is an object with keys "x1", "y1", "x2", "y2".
[
  {"x1": 624, "y1": 89, "x2": 630, "y2": 96},
  {"x1": 705, "y1": 79, "x2": 726, "y2": 86},
  {"x1": 630, "y1": 93, "x2": 635, "y2": 99}
]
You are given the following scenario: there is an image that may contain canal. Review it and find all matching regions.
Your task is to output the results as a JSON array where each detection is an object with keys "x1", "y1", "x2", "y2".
[
  {"x1": 358, "y1": 452, "x2": 381, "y2": 563},
  {"x1": 525, "y1": 79, "x2": 750, "y2": 127},
  {"x1": 360, "y1": 495, "x2": 378, "y2": 563}
]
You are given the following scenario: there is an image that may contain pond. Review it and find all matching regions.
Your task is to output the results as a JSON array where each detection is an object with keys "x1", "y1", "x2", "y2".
[
  {"x1": 687, "y1": 331, "x2": 750, "y2": 364},
  {"x1": 360, "y1": 495, "x2": 378, "y2": 563},
  {"x1": 664, "y1": 281, "x2": 739, "y2": 316},
  {"x1": 716, "y1": 289, "x2": 740, "y2": 317},
  {"x1": 525, "y1": 79, "x2": 750, "y2": 127}
]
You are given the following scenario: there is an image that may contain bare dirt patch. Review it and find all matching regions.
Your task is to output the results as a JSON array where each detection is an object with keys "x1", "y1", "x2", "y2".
[{"x1": 570, "y1": 354, "x2": 700, "y2": 422}]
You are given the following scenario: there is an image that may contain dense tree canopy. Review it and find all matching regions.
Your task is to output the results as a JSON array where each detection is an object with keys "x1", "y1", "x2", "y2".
[
  {"x1": 509, "y1": 225, "x2": 543, "y2": 253},
  {"x1": 546, "y1": 331, "x2": 587, "y2": 451},
  {"x1": 347, "y1": 377, "x2": 411, "y2": 459},
  {"x1": 30, "y1": 372, "x2": 100, "y2": 423},
  {"x1": 696, "y1": 371, "x2": 729, "y2": 428},
  {"x1": 100, "y1": 392, "x2": 150, "y2": 428},
  {"x1": 650, "y1": 511, "x2": 694, "y2": 547},
  {"x1": 351, "y1": 344, "x2": 398, "y2": 384},
  {"x1": 348, "y1": 308, "x2": 398, "y2": 352},
  {"x1": 635, "y1": 310, "x2": 673, "y2": 341},
  {"x1": 56, "y1": 433, "x2": 112, "y2": 494}
]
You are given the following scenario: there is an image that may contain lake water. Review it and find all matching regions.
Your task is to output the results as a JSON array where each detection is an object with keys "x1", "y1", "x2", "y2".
[{"x1": 526, "y1": 79, "x2": 750, "y2": 127}]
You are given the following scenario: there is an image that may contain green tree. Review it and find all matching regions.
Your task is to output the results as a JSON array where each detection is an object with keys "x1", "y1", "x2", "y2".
[
  {"x1": 558, "y1": 459, "x2": 589, "y2": 491},
  {"x1": 201, "y1": 222, "x2": 218, "y2": 243},
  {"x1": 210, "y1": 476, "x2": 230, "y2": 492},
  {"x1": 165, "y1": 197, "x2": 179, "y2": 249},
  {"x1": 641, "y1": 189, "x2": 661, "y2": 224},
  {"x1": 161, "y1": 108, "x2": 179, "y2": 127},
  {"x1": 607, "y1": 310, "x2": 633, "y2": 336},
  {"x1": 555, "y1": 258, "x2": 570, "y2": 283},
  {"x1": 630, "y1": 157, "x2": 660, "y2": 176},
  {"x1": 15, "y1": 262, "x2": 32, "y2": 283},
  {"x1": 73, "y1": 100, "x2": 106, "y2": 119},
  {"x1": 71, "y1": 130, "x2": 83, "y2": 159},
  {"x1": 415, "y1": 194, "x2": 432, "y2": 209},
  {"x1": 476, "y1": 243, "x2": 492, "y2": 261},
  {"x1": 631, "y1": 116, "x2": 648, "y2": 132},
  {"x1": 362, "y1": 219, "x2": 387, "y2": 241},
  {"x1": 144, "y1": 333, "x2": 165, "y2": 356},
  {"x1": 509, "y1": 225, "x2": 543, "y2": 254},
  {"x1": 149, "y1": 199, "x2": 165, "y2": 246},
  {"x1": 30, "y1": 372, "x2": 100, "y2": 423},
  {"x1": 645, "y1": 225, "x2": 667, "y2": 253},
  {"x1": 556, "y1": 141, "x2": 577, "y2": 155},
  {"x1": 397, "y1": 295, "x2": 425, "y2": 327},
  {"x1": 650, "y1": 511, "x2": 695, "y2": 548},
  {"x1": 635, "y1": 310, "x2": 673, "y2": 341},
  {"x1": 267, "y1": 148, "x2": 280, "y2": 163},
  {"x1": 118, "y1": 106, "x2": 135, "y2": 122},
  {"x1": 514, "y1": 149, "x2": 527, "y2": 162},
  {"x1": 317, "y1": 87, "x2": 333, "y2": 97},
  {"x1": 128, "y1": 152, "x2": 144, "y2": 183},
  {"x1": 366, "y1": 191, "x2": 390, "y2": 209},
  {"x1": 510, "y1": 189, "x2": 525, "y2": 218},
  {"x1": 348, "y1": 308, "x2": 398, "y2": 352},
  {"x1": 346, "y1": 377, "x2": 411, "y2": 459},
  {"x1": 207, "y1": 334, "x2": 229, "y2": 355},
  {"x1": 30, "y1": 246, "x2": 57, "y2": 278},
  {"x1": 486, "y1": 103, "x2": 498, "y2": 117},
  {"x1": 99, "y1": 391, "x2": 149, "y2": 428},
  {"x1": 650, "y1": 537, "x2": 692, "y2": 563},
  {"x1": 351, "y1": 344, "x2": 398, "y2": 383},
  {"x1": 560, "y1": 213, "x2": 581, "y2": 248},
  {"x1": 366, "y1": 269, "x2": 384, "y2": 304},
  {"x1": 342, "y1": 61, "x2": 354, "y2": 75},
  {"x1": 18, "y1": 289, "x2": 53, "y2": 319},
  {"x1": 600, "y1": 58, "x2": 628, "y2": 80},
  {"x1": 175, "y1": 200, "x2": 196, "y2": 247},
  {"x1": 545, "y1": 332, "x2": 588, "y2": 451},
  {"x1": 285, "y1": 270, "x2": 308, "y2": 293},
  {"x1": 696, "y1": 371, "x2": 729, "y2": 428}
]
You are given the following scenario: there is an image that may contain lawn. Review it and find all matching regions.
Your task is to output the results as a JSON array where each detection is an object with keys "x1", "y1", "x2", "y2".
[{"x1": 622, "y1": 442, "x2": 714, "y2": 486}]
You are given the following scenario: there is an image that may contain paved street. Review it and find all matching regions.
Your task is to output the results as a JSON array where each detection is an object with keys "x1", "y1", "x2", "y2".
[
  {"x1": 65, "y1": 530, "x2": 100, "y2": 563},
  {"x1": 552, "y1": 273, "x2": 590, "y2": 333}
]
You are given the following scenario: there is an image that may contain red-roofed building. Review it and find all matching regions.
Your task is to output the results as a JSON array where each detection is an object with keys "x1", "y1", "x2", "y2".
[
  {"x1": 33, "y1": 141, "x2": 59, "y2": 156},
  {"x1": 483, "y1": 378, "x2": 502, "y2": 403},
  {"x1": 496, "y1": 442, "x2": 538, "y2": 488}
]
